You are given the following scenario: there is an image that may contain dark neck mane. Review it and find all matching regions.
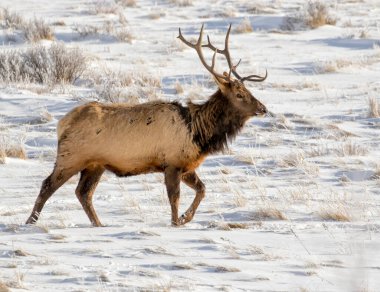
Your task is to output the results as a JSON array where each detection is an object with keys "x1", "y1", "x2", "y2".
[{"x1": 188, "y1": 89, "x2": 247, "y2": 155}]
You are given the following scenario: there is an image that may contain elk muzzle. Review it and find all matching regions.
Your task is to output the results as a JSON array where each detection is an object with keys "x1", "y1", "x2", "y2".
[{"x1": 255, "y1": 102, "x2": 267, "y2": 116}]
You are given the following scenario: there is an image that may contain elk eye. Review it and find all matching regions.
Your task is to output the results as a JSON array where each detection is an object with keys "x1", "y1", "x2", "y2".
[{"x1": 236, "y1": 93, "x2": 243, "y2": 99}]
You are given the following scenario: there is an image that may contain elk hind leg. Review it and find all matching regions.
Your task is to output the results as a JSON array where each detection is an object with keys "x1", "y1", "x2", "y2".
[
  {"x1": 26, "y1": 166, "x2": 77, "y2": 225},
  {"x1": 179, "y1": 171, "x2": 205, "y2": 225},
  {"x1": 75, "y1": 166, "x2": 105, "y2": 227}
]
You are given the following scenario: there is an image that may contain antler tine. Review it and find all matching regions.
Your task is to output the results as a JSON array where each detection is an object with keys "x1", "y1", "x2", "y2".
[
  {"x1": 177, "y1": 25, "x2": 229, "y2": 81},
  {"x1": 240, "y1": 69, "x2": 268, "y2": 82},
  {"x1": 228, "y1": 58, "x2": 241, "y2": 79},
  {"x1": 202, "y1": 24, "x2": 243, "y2": 81}
]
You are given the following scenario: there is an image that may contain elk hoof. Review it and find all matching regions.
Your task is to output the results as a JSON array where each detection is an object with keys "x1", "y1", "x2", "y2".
[
  {"x1": 178, "y1": 213, "x2": 192, "y2": 225},
  {"x1": 171, "y1": 219, "x2": 180, "y2": 227}
]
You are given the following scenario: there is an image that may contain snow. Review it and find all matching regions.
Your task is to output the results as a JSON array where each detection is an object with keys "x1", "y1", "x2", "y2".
[{"x1": 1, "y1": 0, "x2": 380, "y2": 291}]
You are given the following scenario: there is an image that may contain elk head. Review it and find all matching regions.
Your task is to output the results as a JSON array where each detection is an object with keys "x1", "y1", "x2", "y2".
[{"x1": 178, "y1": 24, "x2": 267, "y2": 118}]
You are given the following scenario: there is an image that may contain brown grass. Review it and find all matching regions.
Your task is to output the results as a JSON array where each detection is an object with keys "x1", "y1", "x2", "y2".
[
  {"x1": 336, "y1": 140, "x2": 369, "y2": 157},
  {"x1": 226, "y1": 222, "x2": 249, "y2": 229},
  {"x1": 320, "y1": 211, "x2": 350, "y2": 222},
  {"x1": 116, "y1": 0, "x2": 137, "y2": 7},
  {"x1": 174, "y1": 80, "x2": 184, "y2": 94},
  {"x1": 52, "y1": 20, "x2": 66, "y2": 26},
  {"x1": 0, "y1": 281, "x2": 10, "y2": 292},
  {"x1": 207, "y1": 221, "x2": 248, "y2": 230},
  {"x1": 214, "y1": 266, "x2": 240, "y2": 273},
  {"x1": 169, "y1": 0, "x2": 193, "y2": 7},
  {"x1": 368, "y1": 96, "x2": 379, "y2": 118},
  {"x1": 282, "y1": 1, "x2": 336, "y2": 30},
  {"x1": 5, "y1": 147, "x2": 27, "y2": 159},
  {"x1": 306, "y1": 1, "x2": 337, "y2": 29},
  {"x1": 0, "y1": 8, "x2": 24, "y2": 29},
  {"x1": 234, "y1": 18, "x2": 253, "y2": 34},
  {"x1": 91, "y1": 1, "x2": 120, "y2": 15},
  {"x1": 319, "y1": 205, "x2": 351, "y2": 222},
  {"x1": 372, "y1": 164, "x2": 380, "y2": 180},
  {"x1": 23, "y1": 18, "x2": 54, "y2": 42},
  {"x1": 255, "y1": 207, "x2": 287, "y2": 220},
  {"x1": 0, "y1": 149, "x2": 5, "y2": 164}
]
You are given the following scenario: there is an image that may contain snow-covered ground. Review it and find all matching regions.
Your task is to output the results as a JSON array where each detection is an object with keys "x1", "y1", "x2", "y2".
[{"x1": 1, "y1": 0, "x2": 380, "y2": 291}]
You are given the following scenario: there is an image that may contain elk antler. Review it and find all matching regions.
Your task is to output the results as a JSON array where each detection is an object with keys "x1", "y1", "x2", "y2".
[
  {"x1": 178, "y1": 24, "x2": 267, "y2": 83},
  {"x1": 178, "y1": 24, "x2": 229, "y2": 82}
]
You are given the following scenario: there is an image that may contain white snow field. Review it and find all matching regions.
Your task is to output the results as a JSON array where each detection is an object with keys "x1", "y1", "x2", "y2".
[{"x1": 0, "y1": 0, "x2": 380, "y2": 291}]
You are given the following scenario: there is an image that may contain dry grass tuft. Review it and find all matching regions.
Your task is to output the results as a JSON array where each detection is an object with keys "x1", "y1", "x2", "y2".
[
  {"x1": 174, "y1": 80, "x2": 184, "y2": 94},
  {"x1": 0, "y1": 42, "x2": 87, "y2": 84},
  {"x1": 113, "y1": 27, "x2": 134, "y2": 43},
  {"x1": 90, "y1": 1, "x2": 120, "y2": 15},
  {"x1": 116, "y1": 0, "x2": 137, "y2": 7},
  {"x1": 336, "y1": 140, "x2": 369, "y2": 157},
  {"x1": 372, "y1": 164, "x2": 380, "y2": 180},
  {"x1": 172, "y1": 263, "x2": 194, "y2": 270},
  {"x1": 277, "y1": 150, "x2": 320, "y2": 176},
  {"x1": 214, "y1": 265, "x2": 241, "y2": 273},
  {"x1": 368, "y1": 96, "x2": 379, "y2": 118},
  {"x1": 316, "y1": 59, "x2": 353, "y2": 73},
  {"x1": 234, "y1": 18, "x2": 253, "y2": 34},
  {"x1": 255, "y1": 207, "x2": 287, "y2": 220},
  {"x1": 73, "y1": 24, "x2": 99, "y2": 38},
  {"x1": 13, "y1": 249, "x2": 29, "y2": 257},
  {"x1": 90, "y1": 66, "x2": 161, "y2": 103},
  {"x1": 282, "y1": 1, "x2": 336, "y2": 30},
  {"x1": 23, "y1": 18, "x2": 54, "y2": 42},
  {"x1": 148, "y1": 11, "x2": 166, "y2": 20},
  {"x1": 0, "y1": 8, "x2": 54, "y2": 42},
  {"x1": 207, "y1": 221, "x2": 248, "y2": 230},
  {"x1": 5, "y1": 147, "x2": 27, "y2": 160},
  {"x1": 305, "y1": 1, "x2": 337, "y2": 29},
  {"x1": 226, "y1": 222, "x2": 249, "y2": 229},
  {"x1": 319, "y1": 206, "x2": 351, "y2": 222},
  {"x1": 52, "y1": 20, "x2": 66, "y2": 26},
  {"x1": 0, "y1": 134, "x2": 27, "y2": 162},
  {"x1": 0, "y1": 8, "x2": 24, "y2": 29},
  {"x1": 168, "y1": 38, "x2": 187, "y2": 53},
  {"x1": 0, "y1": 148, "x2": 5, "y2": 164},
  {"x1": 74, "y1": 22, "x2": 134, "y2": 43},
  {"x1": 278, "y1": 151, "x2": 305, "y2": 168},
  {"x1": 0, "y1": 281, "x2": 10, "y2": 292},
  {"x1": 169, "y1": 0, "x2": 193, "y2": 7}
]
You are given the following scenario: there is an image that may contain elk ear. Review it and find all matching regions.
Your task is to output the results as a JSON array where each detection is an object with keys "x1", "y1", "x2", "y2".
[{"x1": 214, "y1": 75, "x2": 230, "y2": 96}]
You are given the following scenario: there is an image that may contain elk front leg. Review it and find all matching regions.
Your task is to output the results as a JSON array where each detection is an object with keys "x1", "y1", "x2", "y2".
[
  {"x1": 179, "y1": 171, "x2": 205, "y2": 225},
  {"x1": 164, "y1": 166, "x2": 182, "y2": 226},
  {"x1": 75, "y1": 166, "x2": 105, "y2": 227}
]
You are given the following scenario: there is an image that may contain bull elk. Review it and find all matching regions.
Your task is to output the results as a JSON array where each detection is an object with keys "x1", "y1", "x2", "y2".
[{"x1": 26, "y1": 24, "x2": 268, "y2": 227}]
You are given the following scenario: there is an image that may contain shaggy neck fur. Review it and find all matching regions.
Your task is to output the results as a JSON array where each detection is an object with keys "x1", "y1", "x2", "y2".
[{"x1": 188, "y1": 89, "x2": 247, "y2": 154}]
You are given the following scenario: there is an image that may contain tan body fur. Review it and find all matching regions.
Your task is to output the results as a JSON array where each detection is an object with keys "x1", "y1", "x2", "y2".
[{"x1": 57, "y1": 101, "x2": 202, "y2": 176}]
